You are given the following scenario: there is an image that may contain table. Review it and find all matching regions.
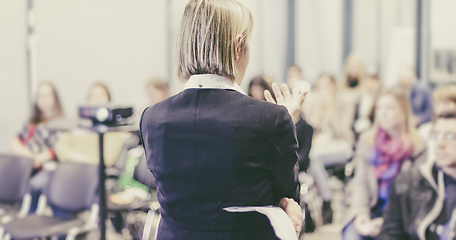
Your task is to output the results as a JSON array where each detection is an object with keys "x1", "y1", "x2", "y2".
[{"x1": 47, "y1": 118, "x2": 139, "y2": 240}]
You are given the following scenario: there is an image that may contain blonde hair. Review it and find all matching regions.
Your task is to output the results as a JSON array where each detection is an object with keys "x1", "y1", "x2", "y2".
[
  {"x1": 367, "y1": 88, "x2": 421, "y2": 150},
  {"x1": 177, "y1": 0, "x2": 253, "y2": 82}
]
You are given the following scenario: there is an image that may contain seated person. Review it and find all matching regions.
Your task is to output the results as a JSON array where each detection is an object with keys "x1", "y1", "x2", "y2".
[
  {"x1": 378, "y1": 111, "x2": 456, "y2": 240},
  {"x1": 248, "y1": 75, "x2": 275, "y2": 101},
  {"x1": 147, "y1": 77, "x2": 169, "y2": 106},
  {"x1": 10, "y1": 82, "x2": 63, "y2": 211},
  {"x1": 342, "y1": 88, "x2": 427, "y2": 240},
  {"x1": 419, "y1": 85, "x2": 456, "y2": 138},
  {"x1": 304, "y1": 73, "x2": 355, "y2": 224},
  {"x1": 398, "y1": 66, "x2": 433, "y2": 126},
  {"x1": 419, "y1": 85, "x2": 456, "y2": 165},
  {"x1": 353, "y1": 74, "x2": 382, "y2": 136},
  {"x1": 54, "y1": 83, "x2": 129, "y2": 167},
  {"x1": 286, "y1": 64, "x2": 311, "y2": 93}
]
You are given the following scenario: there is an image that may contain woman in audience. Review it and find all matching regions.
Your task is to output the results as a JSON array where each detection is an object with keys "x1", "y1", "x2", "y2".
[
  {"x1": 87, "y1": 82, "x2": 111, "y2": 104},
  {"x1": 342, "y1": 88, "x2": 427, "y2": 240},
  {"x1": 248, "y1": 75, "x2": 275, "y2": 101},
  {"x1": 304, "y1": 73, "x2": 355, "y2": 224},
  {"x1": 140, "y1": 0, "x2": 305, "y2": 238},
  {"x1": 55, "y1": 82, "x2": 129, "y2": 167},
  {"x1": 10, "y1": 82, "x2": 63, "y2": 210},
  {"x1": 147, "y1": 77, "x2": 169, "y2": 106}
]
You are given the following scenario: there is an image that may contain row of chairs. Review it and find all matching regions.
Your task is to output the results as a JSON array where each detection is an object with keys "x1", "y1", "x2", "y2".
[
  {"x1": 0, "y1": 150, "x2": 160, "y2": 240},
  {"x1": 0, "y1": 155, "x2": 99, "y2": 240}
]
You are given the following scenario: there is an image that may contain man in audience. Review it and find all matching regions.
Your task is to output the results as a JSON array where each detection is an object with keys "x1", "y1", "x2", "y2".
[
  {"x1": 379, "y1": 111, "x2": 456, "y2": 239},
  {"x1": 397, "y1": 67, "x2": 433, "y2": 126},
  {"x1": 419, "y1": 85, "x2": 456, "y2": 138}
]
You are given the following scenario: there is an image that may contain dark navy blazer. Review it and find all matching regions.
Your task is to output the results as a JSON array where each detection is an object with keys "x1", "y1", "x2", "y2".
[{"x1": 140, "y1": 86, "x2": 300, "y2": 239}]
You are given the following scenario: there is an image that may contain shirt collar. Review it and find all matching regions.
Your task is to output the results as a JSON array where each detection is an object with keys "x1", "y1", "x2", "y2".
[{"x1": 183, "y1": 74, "x2": 246, "y2": 95}]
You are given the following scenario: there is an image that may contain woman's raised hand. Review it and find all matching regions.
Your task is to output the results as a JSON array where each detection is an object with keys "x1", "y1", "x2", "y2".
[{"x1": 264, "y1": 83, "x2": 307, "y2": 124}]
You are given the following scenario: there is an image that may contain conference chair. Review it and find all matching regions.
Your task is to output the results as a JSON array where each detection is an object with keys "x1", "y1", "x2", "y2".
[
  {"x1": 2, "y1": 162, "x2": 99, "y2": 240},
  {"x1": 0, "y1": 155, "x2": 34, "y2": 238}
]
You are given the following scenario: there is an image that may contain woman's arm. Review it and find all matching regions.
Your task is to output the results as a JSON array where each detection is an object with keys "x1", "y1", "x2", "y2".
[
  {"x1": 10, "y1": 137, "x2": 34, "y2": 158},
  {"x1": 351, "y1": 134, "x2": 373, "y2": 217},
  {"x1": 271, "y1": 106, "x2": 301, "y2": 203}
]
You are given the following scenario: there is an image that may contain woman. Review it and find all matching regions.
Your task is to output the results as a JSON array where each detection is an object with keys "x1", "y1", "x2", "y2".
[
  {"x1": 87, "y1": 82, "x2": 111, "y2": 105},
  {"x1": 342, "y1": 88, "x2": 427, "y2": 240},
  {"x1": 55, "y1": 82, "x2": 128, "y2": 167},
  {"x1": 304, "y1": 73, "x2": 355, "y2": 224},
  {"x1": 248, "y1": 75, "x2": 274, "y2": 101},
  {"x1": 140, "y1": 0, "x2": 305, "y2": 239},
  {"x1": 10, "y1": 82, "x2": 63, "y2": 210},
  {"x1": 146, "y1": 77, "x2": 169, "y2": 106}
]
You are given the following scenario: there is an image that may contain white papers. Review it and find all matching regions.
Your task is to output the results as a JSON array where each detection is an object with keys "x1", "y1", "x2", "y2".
[{"x1": 224, "y1": 206, "x2": 298, "y2": 240}]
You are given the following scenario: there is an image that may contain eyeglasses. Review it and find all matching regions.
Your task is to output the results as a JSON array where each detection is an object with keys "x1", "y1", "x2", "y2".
[{"x1": 430, "y1": 131, "x2": 456, "y2": 141}]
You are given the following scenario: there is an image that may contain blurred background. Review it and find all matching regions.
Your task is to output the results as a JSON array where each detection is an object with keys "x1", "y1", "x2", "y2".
[
  {"x1": 0, "y1": 0, "x2": 455, "y2": 239},
  {"x1": 2, "y1": 0, "x2": 455, "y2": 152}
]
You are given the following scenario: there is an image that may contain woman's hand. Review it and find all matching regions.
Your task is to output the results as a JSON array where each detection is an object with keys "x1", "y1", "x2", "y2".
[
  {"x1": 369, "y1": 217, "x2": 384, "y2": 237},
  {"x1": 354, "y1": 213, "x2": 372, "y2": 236},
  {"x1": 265, "y1": 83, "x2": 307, "y2": 124},
  {"x1": 279, "y1": 197, "x2": 302, "y2": 236}
]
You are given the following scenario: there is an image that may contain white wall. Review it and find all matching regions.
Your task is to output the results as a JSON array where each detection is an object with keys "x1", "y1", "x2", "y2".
[
  {"x1": 34, "y1": 0, "x2": 168, "y2": 115},
  {"x1": 0, "y1": 0, "x2": 28, "y2": 153},
  {"x1": 295, "y1": 0, "x2": 343, "y2": 83}
]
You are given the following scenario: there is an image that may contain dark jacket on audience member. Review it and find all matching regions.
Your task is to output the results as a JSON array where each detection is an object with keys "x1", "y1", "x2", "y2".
[
  {"x1": 295, "y1": 118, "x2": 313, "y2": 172},
  {"x1": 378, "y1": 160, "x2": 448, "y2": 240},
  {"x1": 140, "y1": 74, "x2": 300, "y2": 240}
]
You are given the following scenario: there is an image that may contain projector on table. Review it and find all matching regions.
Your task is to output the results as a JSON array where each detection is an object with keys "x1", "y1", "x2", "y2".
[{"x1": 78, "y1": 105, "x2": 134, "y2": 126}]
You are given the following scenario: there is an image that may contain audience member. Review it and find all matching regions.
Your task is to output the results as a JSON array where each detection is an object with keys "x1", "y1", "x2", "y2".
[
  {"x1": 147, "y1": 77, "x2": 169, "y2": 106},
  {"x1": 287, "y1": 64, "x2": 311, "y2": 93},
  {"x1": 353, "y1": 75, "x2": 382, "y2": 137},
  {"x1": 88, "y1": 82, "x2": 111, "y2": 105},
  {"x1": 342, "y1": 88, "x2": 427, "y2": 240},
  {"x1": 55, "y1": 83, "x2": 129, "y2": 167},
  {"x1": 10, "y1": 82, "x2": 63, "y2": 211},
  {"x1": 379, "y1": 111, "x2": 456, "y2": 240},
  {"x1": 304, "y1": 73, "x2": 355, "y2": 224},
  {"x1": 248, "y1": 75, "x2": 275, "y2": 101},
  {"x1": 340, "y1": 53, "x2": 368, "y2": 103},
  {"x1": 419, "y1": 85, "x2": 456, "y2": 138},
  {"x1": 397, "y1": 66, "x2": 433, "y2": 126}
]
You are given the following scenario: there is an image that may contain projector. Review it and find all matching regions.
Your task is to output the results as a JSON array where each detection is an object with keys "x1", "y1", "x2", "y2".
[{"x1": 78, "y1": 105, "x2": 133, "y2": 126}]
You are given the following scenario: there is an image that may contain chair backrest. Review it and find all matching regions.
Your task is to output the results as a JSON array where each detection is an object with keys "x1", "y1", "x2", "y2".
[
  {"x1": 44, "y1": 162, "x2": 98, "y2": 212},
  {"x1": 0, "y1": 154, "x2": 33, "y2": 202}
]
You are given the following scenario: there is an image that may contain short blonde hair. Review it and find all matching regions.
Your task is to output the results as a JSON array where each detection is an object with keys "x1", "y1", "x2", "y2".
[{"x1": 177, "y1": 0, "x2": 253, "y2": 82}]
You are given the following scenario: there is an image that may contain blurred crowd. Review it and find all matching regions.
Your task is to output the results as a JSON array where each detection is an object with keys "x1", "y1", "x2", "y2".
[{"x1": 3, "y1": 51, "x2": 456, "y2": 239}]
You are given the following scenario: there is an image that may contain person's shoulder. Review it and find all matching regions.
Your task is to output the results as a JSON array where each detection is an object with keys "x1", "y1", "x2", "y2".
[{"x1": 393, "y1": 165, "x2": 424, "y2": 194}]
